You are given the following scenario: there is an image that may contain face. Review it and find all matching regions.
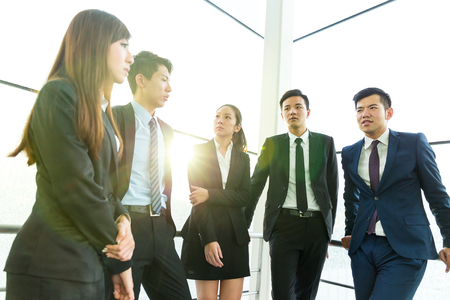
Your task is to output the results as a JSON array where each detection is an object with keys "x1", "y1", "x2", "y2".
[
  {"x1": 140, "y1": 64, "x2": 172, "y2": 110},
  {"x1": 214, "y1": 106, "x2": 241, "y2": 139},
  {"x1": 281, "y1": 96, "x2": 310, "y2": 134},
  {"x1": 356, "y1": 94, "x2": 393, "y2": 139},
  {"x1": 107, "y1": 39, "x2": 134, "y2": 84}
]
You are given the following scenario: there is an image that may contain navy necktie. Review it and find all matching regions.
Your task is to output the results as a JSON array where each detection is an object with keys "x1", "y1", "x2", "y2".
[
  {"x1": 295, "y1": 138, "x2": 308, "y2": 213},
  {"x1": 367, "y1": 140, "x2": 380, "y2": 234}
]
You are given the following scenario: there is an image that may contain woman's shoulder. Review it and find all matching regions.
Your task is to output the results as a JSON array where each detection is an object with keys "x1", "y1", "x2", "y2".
[
  {"x1": 37, "y1": 78, "x2": 78, "y2": 107},
  {"x1": 40, "y1": 78, "x2": 76, "y2": 96}
]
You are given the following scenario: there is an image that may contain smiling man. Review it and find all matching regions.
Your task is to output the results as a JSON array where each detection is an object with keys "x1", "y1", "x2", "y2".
[
  {"x1": 106, "y1": 51, "x2": 191, "y2": 300},
  {"x1": 245, "y1": 89, "x2": 338, "y2": 299},
  {"x1": 341, "y1": 87, "x2": 450, "y2": 300}
]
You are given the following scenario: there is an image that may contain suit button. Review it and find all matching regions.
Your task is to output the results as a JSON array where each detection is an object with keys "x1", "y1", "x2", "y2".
[
  {"x1": 374, "y1": 197, "x2": 379, "y2": 200},
  {"x1": 367, "y1": 217, "x2": 370, "y2": 221},
  {"x1": 108, "y1": 194, "x2": 114, "y2": 201}
]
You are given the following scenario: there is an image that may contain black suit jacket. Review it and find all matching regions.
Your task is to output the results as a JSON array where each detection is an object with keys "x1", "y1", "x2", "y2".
[
  {"x1": 181, "y1": 140, "x2": 251, "y2": 246},
  {"x1": 4, "y1": 79, "x2": 131, "y2": 282},
  {"x1": 245, "y1": 131, "x2": 339, "y2": 242},
  {"x1": 112, "y1": 103, "x2": 175, "y2": 230}
]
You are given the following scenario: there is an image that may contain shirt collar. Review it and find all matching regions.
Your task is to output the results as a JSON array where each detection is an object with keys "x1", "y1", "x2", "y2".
[
  {"x1": 131, "y1": 99, "x2": 158, "y2": 125},
  {"x1": 363, "y1": 128, "x2": 390, "y2": 150},
  {"x1": 288, "y1": 129, "x2": 309, "y2": 146},
  {"x1": 214, "y1": 139, "x2": 233, "y2": 151}
]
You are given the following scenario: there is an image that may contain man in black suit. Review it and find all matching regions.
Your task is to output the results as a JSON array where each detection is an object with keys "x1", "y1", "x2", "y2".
[
  {"x1": 107, "y1": 51, "x2": 191, "y2": 299},
  {"x1": 245, "y1": 89, "x2": 339, "y2": 299}
]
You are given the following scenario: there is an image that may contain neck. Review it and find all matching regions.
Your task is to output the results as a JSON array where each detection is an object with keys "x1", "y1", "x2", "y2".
[
  {"x1": 288, "y1": 126, "x2": 307, "y2": 137},
  {"x1": 103, "y1": 81, "x2": 113, "y2": 101},
  {"x1": 134, "y1": 94, "x2": 156, "y2": 116},
  {"x1": 366, "y1": 127, "x2": 388, "y2": 140},
  {"x1": 215, "y1": 135, "x2": 232, "y2": 150}
]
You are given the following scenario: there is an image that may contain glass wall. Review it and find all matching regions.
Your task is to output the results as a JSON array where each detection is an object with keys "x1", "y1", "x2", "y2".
[
  {"x1": 0, "y1": 1, "x2": 264, "y2": 298},
  {"x1": 2, "y1": 0, "x2": 450, "y2": 299},
  {"x1": 291, "y1": 0, "x2": 450, "y2": 298}
]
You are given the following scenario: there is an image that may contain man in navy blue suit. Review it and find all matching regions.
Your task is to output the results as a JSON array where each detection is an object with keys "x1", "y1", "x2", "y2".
[{"x1": 341, "y1": 87, "x2": 450, "y2": 300}]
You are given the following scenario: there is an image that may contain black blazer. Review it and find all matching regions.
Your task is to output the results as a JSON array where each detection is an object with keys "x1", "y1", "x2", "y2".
[
  {"x1": 4, "y1": 79, "x2": 131, "y2": 282},
  {"x1": 181, "y1": 140, "x2": 251, "y2": 246},
  {"x1": 112, "y1": 103, "x2": 175, "y2": 230},
  {"x1": 245, "y1": 131, "x2": 339, "y2": 242}
]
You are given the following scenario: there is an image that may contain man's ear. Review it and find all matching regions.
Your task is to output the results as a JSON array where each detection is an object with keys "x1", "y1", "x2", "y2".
[{"x1": 136, "y1": 74, "x2": 145, "y2": 88}]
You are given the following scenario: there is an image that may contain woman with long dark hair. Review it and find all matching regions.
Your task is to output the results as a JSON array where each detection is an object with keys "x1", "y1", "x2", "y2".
[
  {"x1": 5, "y1": 9, "x2": 135, "y2": 300},
  {"x1": 181, "y1": 104, "x2": 250, "y2": 300}
]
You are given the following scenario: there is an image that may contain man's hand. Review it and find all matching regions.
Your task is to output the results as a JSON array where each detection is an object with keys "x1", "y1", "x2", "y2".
[
  {"x1": 112, "y1": 267, "x2": 134, "y2": 300},
  {"x1": 104, "y1": 215, "x2": 135, "y2": 261},
  {"x1": 190, "y1": 185, "x2": 209, "y2": 206},
  {"x1": 204, "y1": 241, "x2": 223, "y2": 267},
  {"x1": 439, "y1": 247, "x2": 450, "y2": 273},
  {"x1": 341, "y1": 236, "x2": 351, "y2": 250}
]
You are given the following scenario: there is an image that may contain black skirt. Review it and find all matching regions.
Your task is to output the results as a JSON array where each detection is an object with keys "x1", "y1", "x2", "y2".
[{"x1": 181, "y1": 206, "x2": 250, "y2": 280}]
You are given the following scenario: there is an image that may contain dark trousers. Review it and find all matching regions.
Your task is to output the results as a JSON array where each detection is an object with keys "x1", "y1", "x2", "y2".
[
  {"x1": 350, "y1": 234, "x2": 427, "y2": 300},
  {"x1": 269, "y1": 213, "x2": 328, "y2": 300},
  {"x1": 105, "y1": 213, "x2": 191, "y2": 300},
  {"x1": 6, "y1": 273, "x2": 104, "y2": 300}
]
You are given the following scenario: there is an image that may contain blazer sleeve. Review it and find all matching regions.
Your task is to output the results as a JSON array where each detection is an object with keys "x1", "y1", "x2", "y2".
[
  {"x1": 188, "y1": 146, "x2": 218, "y2": 246},
  {"x1": 32, "y1": 81, "x2": 129, "y2": 272},
  {"x1": 245, "y1": 138, "x2": 271, "y2": 228},
  {"x1": 326, "y1": 136, "x2": 339, "y2": 227},
  {"x1": 207, "y1": 152, "x2": 250, "y2": 207},
  {"x1": 415, "y1": 133, "x2": 450, "y2": 248},
  {"x1": 341, "y1": 148, "x2": 360, "y2": 236}
]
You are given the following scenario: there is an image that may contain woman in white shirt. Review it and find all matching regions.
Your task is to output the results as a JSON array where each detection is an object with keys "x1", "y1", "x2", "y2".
[{"x1": 181, "y1": 104, "x2": 251, "y2": 300}]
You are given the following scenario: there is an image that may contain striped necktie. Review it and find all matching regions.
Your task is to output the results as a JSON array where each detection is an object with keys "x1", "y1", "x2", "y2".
[{"x1": 149, "y1": 118, "x2": 161, "y2": 214}]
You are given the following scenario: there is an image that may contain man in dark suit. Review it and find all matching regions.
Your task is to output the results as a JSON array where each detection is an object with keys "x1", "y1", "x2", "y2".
[
  {"x1": 341, "y1": 87, "x2": 450, "y2": 300},
  {"x1": 107, "y1": 51, "x2": 191, "y2": 299},
  {"x1": 245, "y1": 89, "x2": 339, "y2": 299}
]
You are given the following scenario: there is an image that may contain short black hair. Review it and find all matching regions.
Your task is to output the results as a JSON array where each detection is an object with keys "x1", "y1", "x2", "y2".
[
  {"x1": 353, "y1": 87, "x2": 391, "y2": 110},
  {"x1": 128, "y1": 51, "x2": 173, "y2": 94},
  {"x1": 279, "y1": 89, "x2": 309, "y2": 110}
]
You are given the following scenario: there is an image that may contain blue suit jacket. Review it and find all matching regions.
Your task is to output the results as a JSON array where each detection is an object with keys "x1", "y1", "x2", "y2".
[{"x1": 342, "y1": 130, "x2": 450, "y2": 260}]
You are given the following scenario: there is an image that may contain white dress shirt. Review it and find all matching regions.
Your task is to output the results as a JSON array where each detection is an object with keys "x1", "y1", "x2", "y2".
[
  {"x1": 214, "y1": 139, "x2": 233, "y2": 189},
  {"x1": 357, "y1": 128, "x2": 390, "y2": 236},
  {"x1": 122, "y1": 99, "x2": 167, "y2": 207},
  {"x1": 283, "y1": 130, "x2": 321, "y2": 211}
]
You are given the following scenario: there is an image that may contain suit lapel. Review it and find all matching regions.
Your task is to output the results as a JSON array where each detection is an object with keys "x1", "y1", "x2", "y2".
[
  {"x1": 102, "y1": 110, "x2": 119, "y2": 183},
  {"x1": 308, "y1": 132, "x2": 318, "y2": 169},
  {"x1": 349, "y1": 139, "x2": 373, "y2": 193},
  {"x1": 378, "y1": 130, "x2": 399, "y2": 193},
  {"x1": 123, "y1": 103, "x2": 136, "y2": 182},
  {"x1": 281, "y1": 133, "x2": 290, "y2": 179},
  {"x1": 207, "y1": 139, "x2": 224, "y2": 189},
  {"x1": 225, "y1": 147, "x2": 240, "y2": 189}
]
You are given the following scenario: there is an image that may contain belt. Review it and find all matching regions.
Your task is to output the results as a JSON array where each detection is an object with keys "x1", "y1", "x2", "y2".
[
  {"x1": 280, "y1": 208, "x2": 322, "y2": 218},
  {"x1": 124, "y1": 205, "x2": 165, "y2": 217}
]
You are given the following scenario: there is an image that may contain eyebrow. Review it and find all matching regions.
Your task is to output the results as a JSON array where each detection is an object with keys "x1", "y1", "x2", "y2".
[
  {"x1": 357, "y1": 103, "x2": 378, "y2": 110},
  {"x1": 284, "y1": 103, "x2": 303, "y2": 108}
]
